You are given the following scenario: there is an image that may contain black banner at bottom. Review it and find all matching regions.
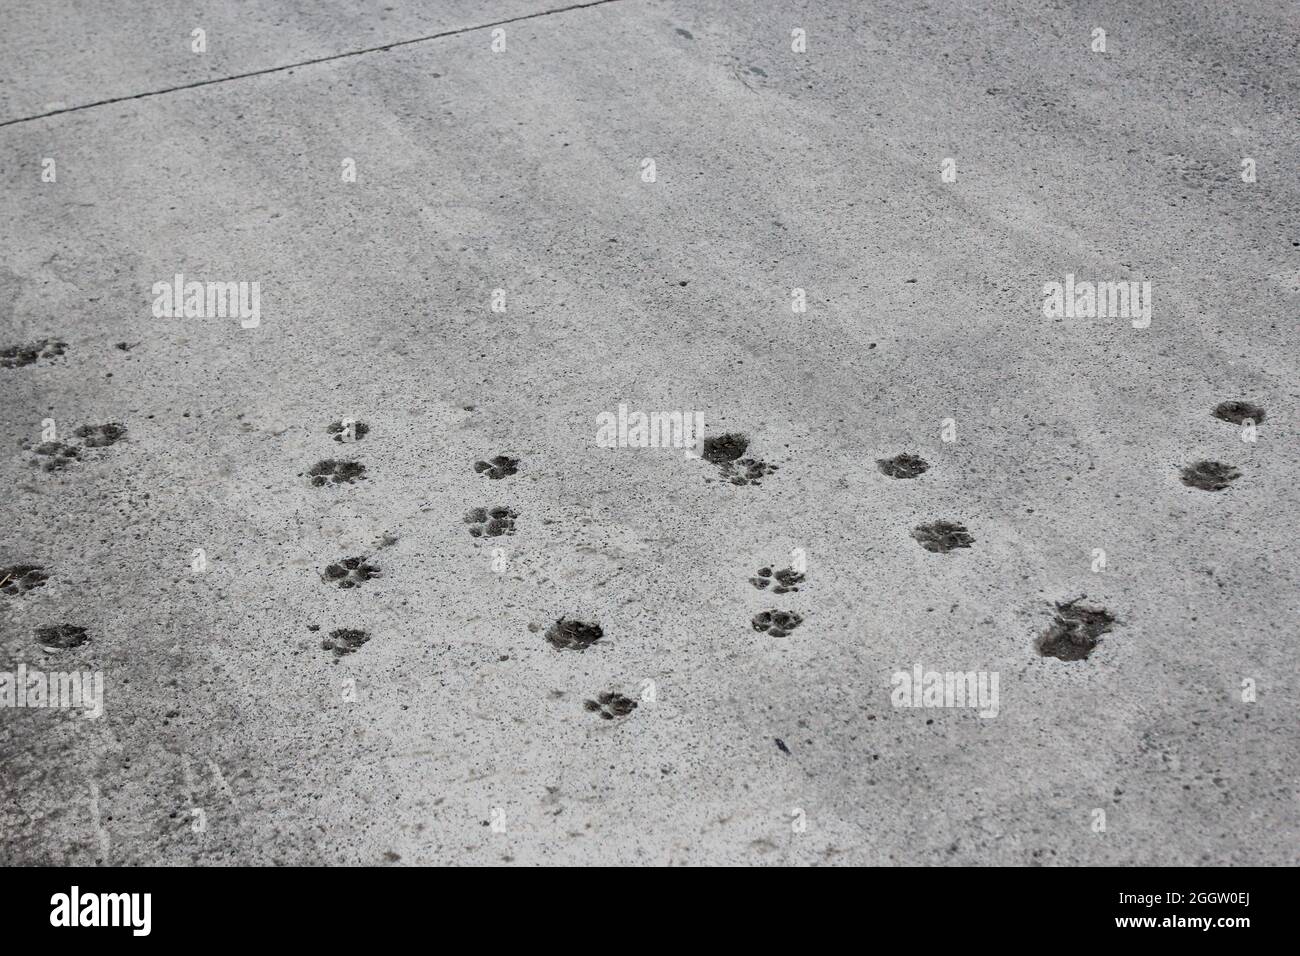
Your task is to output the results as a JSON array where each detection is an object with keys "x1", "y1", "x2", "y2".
[{"x1": 0, "y1": 866, "x2": 1280, "y2": 941}]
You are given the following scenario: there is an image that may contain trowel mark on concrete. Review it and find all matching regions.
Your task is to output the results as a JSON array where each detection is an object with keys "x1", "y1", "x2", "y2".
[
  {"x1": 584, "y1": 691, "x2": 637, "y2": 719},
  {"x1": 544, "y1": 618, "x2": 603, "y2": 651},
  {"x1": 1180, "y1": 461, "x2": 1240, "y2": 491},
  {"x1": 1212, "y1": 400, "x2": 1265, "y2": 425},
  {"x1": 911, "y1": 521, "x2": 973, "y2": 553},
  {"x1": 308, "y1": 459, "x2": 366, "y2": 486},
  {"x1": 1, "y1": 564, "x2": 48, "y2": 596},
  {"x1": 323, "y1": 556, "x2": 381, "y2": 588},
  {"x1": 1037, "y1": 598, "x2": 1117, "y2": 661},
  {"x1": 464, "y1": 506, "x2": 516, "y2": 537}
]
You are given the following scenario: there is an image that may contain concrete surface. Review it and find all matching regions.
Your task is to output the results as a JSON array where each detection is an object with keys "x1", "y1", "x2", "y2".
[{"x1": 1, "y1": 0, "x2": 1297, "y2": 865}]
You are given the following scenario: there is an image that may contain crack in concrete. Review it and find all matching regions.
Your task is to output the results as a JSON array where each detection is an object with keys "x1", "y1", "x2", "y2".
[{"x1": 0, "y1": 0, "x2": 628, "y2": 129}]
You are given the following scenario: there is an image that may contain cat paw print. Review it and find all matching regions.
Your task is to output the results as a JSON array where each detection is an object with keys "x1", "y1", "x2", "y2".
[
  {"x1": 701, "y1": 433, "x2": 777, "y2": 486},
  {"x1": 36, "y1": 623, "x2": 89, "y2": 651},
  {"x1": 544, "y1": 618, "x2": 603, "y2": 651},
  {"x1": 326, "y1": 420, "x2": 369, "y2": 443},
  {"x1": 1, "y1": 564, "x2": 49, "y2": 596},
  {"x1": 75, "y1": 423, "x2": 127, "y2": 447},
  {"x1": 1212, "y1": 401, "x2": 1264, "y2": 425},
  {"x1": 24, "y1": 424, "x2": 127, "y2": 470},
  {"x1": 27, "y1": 442, "x2": 80, "y2": 471},
  {"x1": 321, "y1": 627, "x2": 369, "y2": 657},
  {"x1": 911, "y1": 521, "x2": 973, "y2": 553},
  {"x1": 1180, "y1": 461, "x2": 1239, "y2": 491},
  {"x1": 1, "y1": 339, "x2": 67, "y2": 369},
  {"x1": 473, "y1": 455, "x2": 519, "y2": 479},
  {"x1": 750, "y1": 566, "x2": 804, "y2": 593},
  {"x1": 877, "y1": 453, "x2": 929, "y2": 478},
  {"x1": 752, "y1": 610, "x2": 803, "y2": 637},
  {"x1": 308, "y1": 459, "x2": 366, "y2": 486},
  {"x1": 1036, "y1": 598, "x2": 1117, "y2": 661},
  {"x1": 465, "y1": 507, "x2": 516, "y2": 537},
  {"x1": 584, "y1": 691, "x2": 637, "y2": 720},
  {"x1": 323, "y1": 556, "x2": 381, "y2": 588}
]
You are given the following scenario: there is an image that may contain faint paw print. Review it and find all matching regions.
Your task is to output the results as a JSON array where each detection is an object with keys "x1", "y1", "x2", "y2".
[
  {"x1": 75, "y1": 423, "x2": 127, "y2": 447},
  {"x1": 474, "y1": 455, "x2": 519, "y2": 479},
  {"x1": 323, "y1": 556, "x2": 381, "y2": 588},
  {"x1": 36, "y1": 623, "x2": 89, "y2": 650},
  {"x1": 308, "y1": 459, "x2": 366, "y2": 486},
  {"x1": 584, "y1": 691, "x2": 637, "y2": 719},
  {"x1": 877, "y1": 453, "x2": 929, "y2": 478},
  {"x1": 465, "y1": 506, "x2": 516, "y2": 537},
  {"x1": 1037, "y1": 598, "x2": 1116, "y2": 661},
  {"x1": 701, "y1": 433, "x2": 778, "y2": 486},
  {"x1": 321, "y1": 628, "x2": 369, "y2": 657},
  {"x1": 1, "y1": 564, "x2": 48, "y2": 596},
  {"x1": 544, "y1": 618, "x2": 603, "y2": 651},
  {"x1": 750, "y1": 566, "x2": 804, "y2": 593},
  {"x1": 911, "y1": 521, "x2": 973, "y2": 553},
  {"x1": 1180, "y1": 461, "x2": 1239, "y2": 491},
  {"x1": 1211, "y1": 401, "x2": 1264, "y2": 425},
  {"x1": 752, "y1": 610, "x2": 803, "y2": 637},
  {"x1": 327, "y1": 420, "x2": 370, "y2": 442},
  {"x1": 28, "y1": 441, "x2": 80, "y2": 471},
  {"x1": 1, "y1": 339, "x2": 67, "y2": 369}
]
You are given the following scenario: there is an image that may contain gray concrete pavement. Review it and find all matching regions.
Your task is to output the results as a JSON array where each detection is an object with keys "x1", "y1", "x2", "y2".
[{"x1": 1, "y1": 0, "x2": 1297, "y2": 865}]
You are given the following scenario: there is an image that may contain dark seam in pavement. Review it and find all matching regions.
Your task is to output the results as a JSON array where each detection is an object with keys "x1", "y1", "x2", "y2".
[{"x1": 0, "y1": 0, "x2": 627, "y2": 129}]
